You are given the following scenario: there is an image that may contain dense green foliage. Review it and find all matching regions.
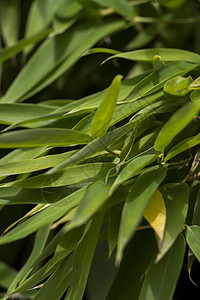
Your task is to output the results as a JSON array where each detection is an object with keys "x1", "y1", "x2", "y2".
[{"x1": 0, "y1": 0, "x2": 200, "y2": 299}]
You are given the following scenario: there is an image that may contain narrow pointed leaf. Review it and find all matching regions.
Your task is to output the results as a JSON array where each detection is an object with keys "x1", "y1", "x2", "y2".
[
  {"x1": 110, "y1": 148, "x2": 160, "y2": 195},
  {"x1": 106, "y1": 48, "x2": 200, "y2": 63},
  {"x1": 8, "y1": 163, "x2": 114, "y2": 188},
  {"x1": 108, "y1": 202, "x2": 123, "y2": 256},
  {"x1": 65, "y1": 213, "x2": 104, "y2": 300},
  {"x1": 164, "y1": 133, "x2": 200, "y2": 161},
  {"x1": 139, "y1": 234, "x2": 185, "y2": 300},
  {"x1": 157, "y1": 183, "x2": 189, "y2": 261},
  {"x1": 8, "y1": 226, "x2": 50, "y2": 293},
  {"x1": 125, "y1": 62, "x2": 198, "y2": 102},
  {"x1": 154, "y1": 100, "x2": 200, "y2": 152},
  {"x1": 0, "y1": 188, "x2": 86, "y2": 245},
  {"x1": 186, "y1": 225, "x2": 200, "y2": 262},
  {"x1": 33, "y1": 256, "x2": 71, "y2": 300},
  {"x1": 107, "y1": 230, "x2": 157, "y2": 300},
  {"x1": 0, "y1": 128, "x2": 92, "y2": 148},
  {"x1": 117, "y1": 165, "x2": 167, "y2": 263},
  {"x1": 67, "y1": 180, "x2": 110, "y2": 230},
  {"x1": 91, "y1": 75, "x2": 122, "y2": 138}
]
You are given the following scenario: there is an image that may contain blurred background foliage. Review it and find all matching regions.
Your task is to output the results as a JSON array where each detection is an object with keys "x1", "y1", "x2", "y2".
[{"x1": 0, "y1": 0, "x2": 200, "y2": 299}]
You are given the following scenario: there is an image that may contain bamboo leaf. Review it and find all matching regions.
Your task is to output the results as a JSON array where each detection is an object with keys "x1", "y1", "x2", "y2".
[
  {"x1": 164, "y1": 75, "x2": 193, "y2": 97},
  {"x1": 157, "y1": 183, "x2": 189, "y2": 261},
  {"x1": 65, "y1": 212, "x2": 104, "y2": 300},
  {"x1": 8, "y1": 226, "x2": 50, "y2": 293},
  {"x1": 91, "y1": 75, "x2": 122, "y2": 138},
  {"x1": 110, "y1": 148, "x2": 160, "y2": 195},
  {"x1": 2, "y1": 19, "x2": 124, "y2": 103},
  {"x1": 0, "y1": 188, "x2": 86, "y2": 244},
  {"x1": 92, "y1": 0, "x2": 133, "y2": 17},
  {"x1": 0, "y1": 128, "x2": 92, "y2": 148},
  {"x1": 108, "y1": 202, "x2": 123, "y2": 256},
  {"x1": 0, "y1": 103, "x2": 54, "y2": 125},
  {"x1": 0, "y1": 151, "x2": 74, "y2": 176},
  {"x1": 186, "y1": 225, "x2": 200, "y2": 262},
  {"x1": 117, "y1": 165, "x2": 167, "y2": 263},
  {"x1": 33, "y1": 256, "x2": 71, "y2": 300},
  {"x1": 154, "y1": 100, "x2": 200, "y2": 152},
  {"x1": 0, "y1": 262, "x2": 17, "y2": 289},
  {"x1": 0, "y1": 0, "x2": 19, "y2": 47},
  {"x1": 67, "y1": 180, "x2": 110, "y2": 230},
  {"x1": 105, "y1": 48, "x2": 200, "y2": 63},
  {"x1": 125, "y1": 62, "x2": 198, "y2": 102},
  {"x1": 143, "y1": 189, "x2": 166, "y2": 244},
  {"x1": 7, "y1": 163, "x2": 114, "y2": 188},
  {"x1": 0, "y1": 30, "x2": 50, "y2": 64},
  {"x1": 107, "y1": 229, "x2": 157, "y2": 300},
  {"x1": 139, "y1": 234, "x2": 185, "y2": 300},
  {"x1": 164, "y1": 133, "x2": 200, "y2": 161}
]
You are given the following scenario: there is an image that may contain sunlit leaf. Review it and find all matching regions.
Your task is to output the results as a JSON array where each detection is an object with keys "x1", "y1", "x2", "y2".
[
  {"x1": 91, "y1": 75, "x2": 122, "y2": 138},
  {"x1": 154, "y1": 100, "x2": 200, "y2": 152},
  {"x1": 143, "y1": 189, "x2": 166, "y2": 244}
]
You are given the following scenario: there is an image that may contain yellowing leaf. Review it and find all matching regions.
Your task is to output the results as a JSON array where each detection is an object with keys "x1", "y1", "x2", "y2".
[{"x1": 143, "y1": 189, "x2": 166, "y2": 243}]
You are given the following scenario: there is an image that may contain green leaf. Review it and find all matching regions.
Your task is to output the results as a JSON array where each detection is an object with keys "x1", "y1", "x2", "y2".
[
  {"x1": 0, "y1": 151, "x2": 74, "y2": 176},
  {"x1": 91, "y1": 75, "x2": 122, "y2": 138},
  {"x1": 157, "y1": 0, "x2": 186, "y2": 9},
  {"x1": 33, "y1": 256, "x2": 71, "y2": 300},
  {"x1": 188, "y1": 76, "x2": 200, "y2": 90},
  {"x1": 51, "y1": 0, "x2": 82, "y2": 36},
  {"x1": 191, "y1": 90, "x2": 200, "y2": 101},
  {"x1": 125, "y1": 62, "x2": 197, "y2": 102},
  {"x1": 0, "y1": 128, "x2": 92, "y2": 148},
  {"x1": 116, "y1": 165, "x2": 167, "y2": 263},
  {"x1": 67, "y1": 180, "x2": 110, "y2": 230},
  {"x1": 8, "y1": 226, "x2": 50, "y2": 293},
  {"x1": 0, "y1": 103, "x2": 54, "y2": 125},
  {"x1": 139, "y1": 234, "x2": 185, "y2": 300},
  {"x1": 105, "y1": 48, "x2": 200, "y2": 64},
  {"x1": 48, "y1": 120, "x2": 136, "y2": 174},
  {"x1": 192, "y1": 187, "x2": 200, "y2": 226},
  {"x1": 120, "y1": 127, "x2": 138, "y2": 162},
  {"x1": 164, "y1": 133, "x2": 200, "y2": 161},
  {"x1": 0, "y1": 186, "x2": 68, "y2": 205},
  {"x1": 108, "y1": 202, "x2": 123, "y2": 256},
  {"x1": 53, "y1": 227, "x2": 84, "y2": 267},
  {"x1": 9, "y1": 162, "x2": 114, "y2": 188},
  {"x1": 157, "y1": 183, "x2": 189, "y2": 261},
  {"x1": 0, "y1": 187, "x2": 86, "y2": 244},
  {"x1": 125, "y1": 24, "x2": 165, "y2": 51},
  {"x1": 107, "y1": 229, "x2": 157, "y2": 300},
  {"x1": 0, "y1": 261, "x2": 17, "y2": 289},
  {"x1": 2, "y1": 19, "x2": 124, "y2": 103},
  {"x1": 186, "y1": 225, "x2": 200, "y2": 262},
  {"x1": 92, "y1": 0, "x2": 133, "y2": 17},
  {"x1": 164, "y1": 75, "x2": 193, "y2": 97},
  {"x1": 0, "y1": 30, "x2": 50, "y2": 64},
  {"x1": 65, "y1": 212, "x2": 104, "y2": 300},
  {"x1": 154, "y1": 100, "x2": 200, "y2": 153},
  {"x1": 0, "y1": 146, "x2": 48, "y2": 165},
  {"x1": 25, "y1": 0, "x2": 62, "y2": 40},
  {"x1": 110, "y1": 148, "x2": 160, "y2": 195},
  {"x1": 0, "y1": 0, "x2": 19, "y2": 47}
]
